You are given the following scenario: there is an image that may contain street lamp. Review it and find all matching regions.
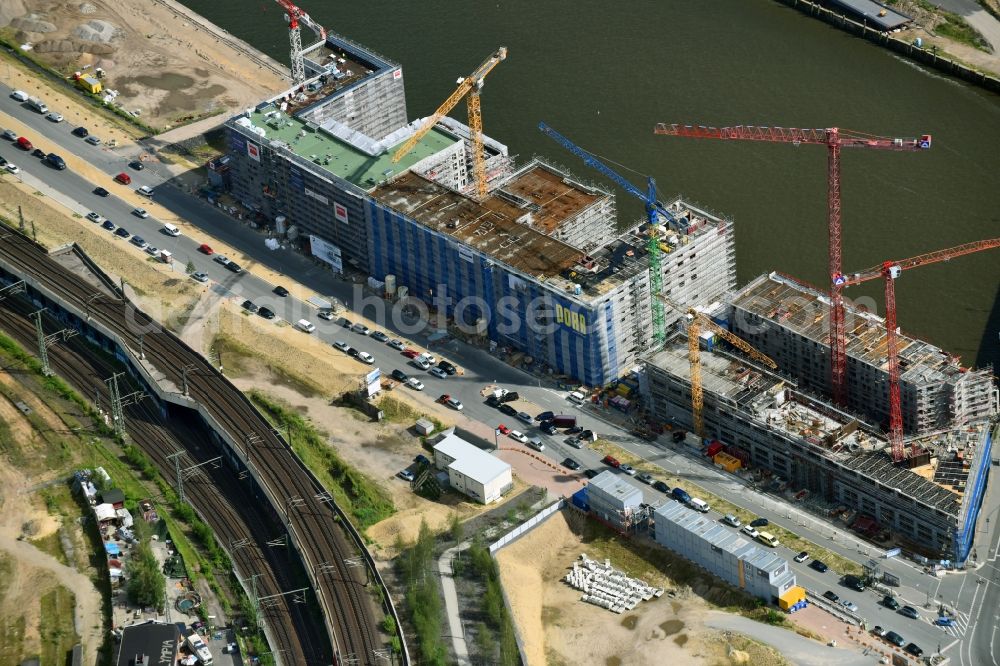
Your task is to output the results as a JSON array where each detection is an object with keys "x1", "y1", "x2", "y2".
[{"x1": 493, "y1": 427, "x2": 500, "y2": 451}]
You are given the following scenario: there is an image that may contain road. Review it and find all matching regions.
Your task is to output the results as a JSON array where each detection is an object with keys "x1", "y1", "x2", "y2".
[{"x1": 3, "y1": 84, "x2": 998, "y2": 664}]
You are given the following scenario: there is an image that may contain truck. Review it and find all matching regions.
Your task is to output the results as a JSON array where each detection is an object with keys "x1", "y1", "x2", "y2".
[
  {"x1": 185, "y1": 631, "x2": 214, "y2": 665},
  {"x1": 551, "y1": 415, "x2": 577, "y2": 428},
  {"x1": 26, "y1": 97, "x2": 48, "y2": 114}
]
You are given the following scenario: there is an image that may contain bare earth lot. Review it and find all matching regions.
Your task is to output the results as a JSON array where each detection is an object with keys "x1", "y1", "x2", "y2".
[{"x1": 0, "y1": 0, "x2": 287, "y2": 130}]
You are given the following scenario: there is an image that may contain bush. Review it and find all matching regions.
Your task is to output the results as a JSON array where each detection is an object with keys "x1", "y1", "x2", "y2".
[{"x1": 127, "y1": 541, "x2": 165, "y2": 609}]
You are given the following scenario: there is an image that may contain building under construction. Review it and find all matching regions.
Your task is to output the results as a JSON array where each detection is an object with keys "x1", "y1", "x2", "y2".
[
  {"x1": 642, "y1": 274, "x2": 998, "y2": 562},
  {"x1": 225, "y1": 29, "x2": 736, "y2": 386}
]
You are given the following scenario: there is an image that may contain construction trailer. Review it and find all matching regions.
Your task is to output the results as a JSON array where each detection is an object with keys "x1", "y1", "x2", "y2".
[
  {"x1": 654, "y1": 501, "x2": 800, "y2": 605},
  {"x1": 432, "y1": 433, "x2": 512, "y2": 504},
  {"x1": 586, "y1": 471, "x2": 644, "y2": 531},
  {"x1": 643, "y1": 335, "x2": 996, "y2": 563}
]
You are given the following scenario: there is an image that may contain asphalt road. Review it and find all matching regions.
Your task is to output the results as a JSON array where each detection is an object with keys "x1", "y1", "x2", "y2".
[{"x1": 3, "y1": 84, "x2": 998, "y2": 664}]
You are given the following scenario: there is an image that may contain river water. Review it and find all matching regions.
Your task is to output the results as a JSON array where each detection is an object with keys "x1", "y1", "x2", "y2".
[{"x1": 183, "y1": 0, "x2": 1000, "y2": 371}]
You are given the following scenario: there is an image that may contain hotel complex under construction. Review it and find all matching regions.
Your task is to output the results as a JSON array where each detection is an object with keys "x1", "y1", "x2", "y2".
[{"x1": 222, "y1": 27, "x2": 997, "y2": 563}]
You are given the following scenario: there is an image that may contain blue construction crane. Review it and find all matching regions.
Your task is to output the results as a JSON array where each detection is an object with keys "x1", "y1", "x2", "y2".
[{"x1": 538, "y1": 120, "x2": 673, "y2": 346}]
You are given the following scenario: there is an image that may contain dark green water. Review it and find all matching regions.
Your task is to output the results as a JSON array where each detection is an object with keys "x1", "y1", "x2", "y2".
[{"x1": 184, "y1": 0, "x2": 1000, "y2": 371}]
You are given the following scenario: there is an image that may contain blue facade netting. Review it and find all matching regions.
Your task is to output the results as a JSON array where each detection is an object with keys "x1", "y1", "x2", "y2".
[
  {"x1": 367, "y1": 200, "x2": 617, "y2": 386},
  {"x1": 953, "y1": 426, "x2": 994, "y2": 563}
]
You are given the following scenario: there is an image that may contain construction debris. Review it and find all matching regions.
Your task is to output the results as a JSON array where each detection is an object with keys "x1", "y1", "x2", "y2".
[{"x1": 564, "y1": 553, "x2": 663, "y2": 614}]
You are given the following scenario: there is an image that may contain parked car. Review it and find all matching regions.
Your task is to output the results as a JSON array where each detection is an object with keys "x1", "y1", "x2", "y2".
[
  {"x1": 602, "y1": 455, "x2": 620, "y2": 468},
  {"x1": 4, "y1": 163, "x2": 19, "y2": 173},
  {"x1": 133, "y1": 208, "x2": 149, "y2": 218},
  {"x1": 352, "y1": 323, "x2": 371, "y2": 335},
  {"x1": 565, "y1": 425, "x2": 583, "y2": 435},
  {"x1": 85, "y1": 135, "x2": 101, "y2": 145},
  {"x1": 749, "y1": 518, "x2": 769, "y2": 528},
  {"x1": 46, "y1": 112, "x2": 63, "y2": 122},
  {"x1": 437, "y1": 360, "x2": 457, "y2": 374},
  {"x1": 562, "y1": 458, "x2": 581, "y2": 470},
  {"x1": 822, "y1": 590, "x2": 839, "y2": 603},
  {"x1": 508, "y1": 430, "x2": 528, "y2": 444},
  {"x1": 32, "y1": 148, "x2": 45, "y2": 158},
  {"x1": 499, "y1": 404, "x2": 517, "y2": 417},
  {"x1": 809, "y1": 560, "x2": 829, "y2": 573},
  {"x1": 414, "y1": 454, "x2": 430, "y2": 466},
  {"x1": 535, "y1": 411, "x2": 554, "y2": 422},
  {"x1": 46, "y1": 153, "x2": 66, "y2": 169},
  {"x1": 842, "y1": 575, "x2": 865, "y2": 592},
  {"x1": 16, "y1": 136, "x2": 32, "y2": 150},
  {"x1": 357, "y1": 352, "x2": 374, "y2": 365},
  {"x1": 741, "y1": 525, "x2": 760, "y2": 539},
  {"x1": 114, "y1": 172, "x2": 131, "y2": 184},
  {"x1": 398, "y1": 469, "x2": 415, "y2": 482},
  {"x1": 371, "y1": 331, "x2": 389, "y2": 343},
  {"x1": 898, "y1": 606, "x2": 920, "y2": 620},
  {"x1": 1, "y1": 129, "x2": 16, "y2": 140},
  {"x1": 722, "y1": 515, "x2": 742, "y2": 528},
  {"x1": 340, "y1": 318, "x2": 354, "y2": 328},
  {"x1": 884, "y1": 631, "x2": 905, "y2": 648},
  {"x1": 934, "y1": 617, "x2": 955, "y2": 627},
  {"x1": 438, "y1": 394, "x2": 462, "y2": 410},
  {"x1": 391, "y1": 369, "x2": 409, "y2": 381},
  {"x1": 258, "y1": 307, "x2": 276, "y2": 320},
  {"x1": 515, "y1": 411, "x2": 532, "y2": 424},
  {"x1": 388, "y1": 339, "x2": 405, "y2": 351},
  {"x1": 145, "y1": 246, "x2": 159, "y2": 256},
  {"x1": 410, "y1": 358, "x2": 431, "y2": 371},
  {"x1": 527, "y1": 437, "x2": 544, "y2": 452},
  {"x1": 486, "y1": 395, "x2": 502, "y2": 408},
  {"x1": 496, "y1": 424, "x2": 511, "y2": 435},
  {"x1": 130, "y1": 236, "x2": 147, "y2": 249},
  {"x1": 871, "y1": 625, "x2": 887, "y2": 637},
  {"x1": 882, "y1": 595, "x2": 900, "y2": 610},
  {"x1": 241, "y1": 300, "x2": 258, "y2": 313},
  {"x1": 428, "y1": 367, "x2": 448, "y2": 379},
  {"x1": 584, "y1": 469, "x2": 599, "y2": 479},
  {"x1": 225, "y1": 261, "x2": 243, "y2": 273},
  {"x1": 793, "y1": 551, "x2": 809, "y2": 563},
  {"x1": 401, "y1": 348, "x2": 420, "y2": 358},
  {"x1": 636, "y1": 473, "x2": 654, "y2": 485},
  {"x1": 332, "y1": 341, "x2": 350, "y2": 352},
  {"x1": 652, "y1": 480, "x2": 671, "y2": 494},
  {"x1": 191, "y1": 271, "x2": 209, "y2": 283},
  {"x1": 214, "y1": 255, "x2": 231, "y2": 265},
  {"x1": 405, "y1": 378, "x2": 424, "y2": 391},
  {"x1": 273, "y1": 285, "x2": 289, "y2": 296},
  {"x1": 565, "y1": 436, "x2": 582, "y2": 448},
  {"x1": 101, "y1": 220, "x2": 116, "y2": 231},
  {"x1": 904, "y1": 643, "x2": 923, "y2": 657},
  {"x1": 539, "y1": 422, "x2": 557, "y2": 435},
  {"x1": 840, "y1": 599, "x2": 858, "y2": 612},
  {"x1": 94, "y1": 186, "x2": 109, "y2": 197},
  {"x1": 128, "y1": 160, "x2": 144, "y2": 170},
  {"x1": 72, "y1": 126, "x2": 89, "y2": 138},
  {"x1": 198, "y1": 244, "x2": 214, "y2": 254},
  {"x1": 85, "y1": 211, "x2": 101, "y2": 222},
  {"x1": 318, "y1": 310, "x2": 336, "y2": 321},
  {"x1": 619, "y1": 464, "x2": 636, "y2": 476}
]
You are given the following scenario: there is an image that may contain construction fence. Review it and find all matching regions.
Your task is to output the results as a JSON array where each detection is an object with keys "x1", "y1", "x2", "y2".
[{"x1": 489, "y1": 498, "x2": 566, "y2": 554}]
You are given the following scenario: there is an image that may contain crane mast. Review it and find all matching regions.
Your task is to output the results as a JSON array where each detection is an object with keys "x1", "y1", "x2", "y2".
[
  {"x1": 654, "y1": 122, "x2": 930, "y2": 407},
  {"x1": 273, "y1": 0, "x2": 327, "y2": 85}
]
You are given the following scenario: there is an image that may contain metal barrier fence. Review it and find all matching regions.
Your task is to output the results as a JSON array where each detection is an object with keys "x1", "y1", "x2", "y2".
[{"x1": 489, "y1": 499, "x2": 566, "y2": 554}]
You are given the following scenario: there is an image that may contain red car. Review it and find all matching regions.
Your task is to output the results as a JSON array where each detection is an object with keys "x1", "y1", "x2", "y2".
[
  {"x1": 602, "y1": 455, "x2": 621, "y2": 468},
  {"x1": 496, "y1": 424, "x2": 510, "y2": 435},
  {"x1": 437, "y1": 394, "x2": 451, "y2": 404},
  {"x1": 402, "y1": 348, "x2": 420, "y2": 359},
  {"x1": 198, "y1": 243, "x2": 214, "y2": 255}
]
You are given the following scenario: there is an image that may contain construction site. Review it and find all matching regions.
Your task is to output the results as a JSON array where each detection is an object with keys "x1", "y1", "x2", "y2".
[{"x1": 216, "y1": 0, "x2": 1000, "y2": 568}]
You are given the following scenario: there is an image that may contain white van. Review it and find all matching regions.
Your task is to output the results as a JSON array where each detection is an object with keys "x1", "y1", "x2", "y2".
[
  {"x1": 567, "y1": 390, "x2": 586, "y2": 404},
  {"x1": 10, "y1": 90, "x2": 28, "y2": 102},
  {"x1": 296, "y1": 319, "x2": 316, "y2": 333},
  {"x1": 689, "y1": 498, "x2": 710, "y2": 513},
  {"x1": 162, "y1": 223, "x2": 181, "y2": 237}
]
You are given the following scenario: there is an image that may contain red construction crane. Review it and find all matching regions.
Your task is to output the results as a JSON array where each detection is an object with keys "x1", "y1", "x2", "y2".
[
  {"x1": 274, "y1": 0, "x2": 327, "y2": 84},
  {"x1": 653, "y1": 123, "x2": 931, "y2": 407},
  {"x1": 840, "y1": 238, "x2": 1000, "y2": 462}
]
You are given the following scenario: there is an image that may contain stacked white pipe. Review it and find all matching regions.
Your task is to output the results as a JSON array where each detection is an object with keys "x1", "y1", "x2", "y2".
[{"x1": 564, "y1": 553, "x2": 663, "y2": 613}]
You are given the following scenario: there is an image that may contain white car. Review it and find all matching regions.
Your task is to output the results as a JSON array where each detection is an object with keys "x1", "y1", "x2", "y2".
[
  {"x1": 388, "y1": 339, "x2": 405, "y2": 350},
  {"x1": 398, "y1": 469, "x2": 415, "y2": 482},
  {"x1": 352, "y1": 323, "x2": 371, "y2": 335},
  {"x1": 508, "y1": 430, "x2": 528, "y2": 444},
  {"x1": 191, "y1": 271, "x2": 209, "y2": 283},
  {"x1": 86, "y1": 212, "x2": 101, "y2": 222},
  {"x1": 840, "y1": 599, "x2": 859, "y2": 613},
  {"x1": 741, "y1": 525, "x2": 760, "y2": 539},
  {"x1": 133, "y1": 208, "x2": 149, "y2": 218},
  {"x1": 5, "y1": 164, "x2": 19, "y2": 174},
  {"x1": 428, "y1": 367, "x2": 448, "y2": 379},
  {"x1": 318, "y1": 310, "x2": 336, "y2": 321},
  {"x1": 214, "y1": 255, "x2": 231, "y2": 265},
  {"x1": 410, "y1": 358, "x2": 431, "y2": 371},
  {"x1": 357, "y1": 351, "x2": 374, "y2": 364},
  {"x1": 145, "y1": 246, "x2": 159, "y2": 256},
  {"x1": 136, "y1": 185, "x2": 154, "y2": 197},
  {"x1": 332, "y1": 340, "x2": 350, "y2": 352},
  {"x1": 445, "y1": 396, "x2": 463, "y2": 410},
  {"x1": 405, "y1": 377, "x2": 424, "y2": 391},
  {"x1": 722, "y1": 515, "x2": 742, "y2": 528},
  {"x1": 46, "y1": 112, "x2": 64, "y2": 123},
  {"x1": 417, "y1": 352, "x2": 436, "y2": 365},
  {"x1": 793, "y1": 551, "x2": 809, "y2": 563},
  {"x1": 619, "y1": 464, "x2": 637, "y2": 476}
]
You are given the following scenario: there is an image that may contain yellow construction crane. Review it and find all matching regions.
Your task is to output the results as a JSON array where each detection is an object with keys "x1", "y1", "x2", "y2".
[
  {"x1": 657, "y1": 295, "x2": 776, "y2": 437},
  {"x1": 392, "y1": 47, "x2": 507, "y2": 199}
]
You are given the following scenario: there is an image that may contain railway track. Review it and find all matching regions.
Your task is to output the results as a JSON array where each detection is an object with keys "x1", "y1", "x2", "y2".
[
  {"x1": 0, "y1": 233, "x2": 391, "y2": 664},
  {"x1": 0, "y1": 296, "x2": 329, "y2": 664}
]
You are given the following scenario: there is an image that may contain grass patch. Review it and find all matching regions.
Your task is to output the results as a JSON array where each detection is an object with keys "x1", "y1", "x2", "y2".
[
  {"x1": 39, "y1": 585, "x2": 79, "y2": 666},
  {"x1": 706, "y1": 632, "x2": 792, "y2": 666},
  {"x1": 914, "y1": 0, "x2": 992, "y2": 51},
  {"x1": 248, "y1": 390, "x2": 395, "y2": 530},
  {"x1": 29, "y1": 531, "x2": 68, "y2": 566},
  {"x1": 0, "y1": 553, "x2": 26, "y2": 665},
  {"x1": 212, "y1": 333, "x2": 324, "y2": 397},
  {"x1": 591, "y1": 441, "x2": 862, "y2": 576},
  {"x1": 378, "y1": 395, "x2": 422, "y2": 423}
]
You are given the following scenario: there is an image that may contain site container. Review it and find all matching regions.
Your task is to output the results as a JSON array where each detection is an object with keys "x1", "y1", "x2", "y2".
[
  {"x1": 713, "y1": 452, "x2": 742, "y2": 474},
  {"x1": 705, "y1": 440, "x2": 724, "y2": 458}
]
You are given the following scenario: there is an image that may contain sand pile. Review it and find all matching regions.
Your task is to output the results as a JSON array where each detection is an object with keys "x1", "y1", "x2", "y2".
[
  {"x1": 0, "y1": 0, "x2": 26, "y2": 27},
  {"x1": 72, "y1": 19, "x2": 117, "y2": 43},
  {"x1": 10, "y1": 15, "x2": 57, "y2": 33}
]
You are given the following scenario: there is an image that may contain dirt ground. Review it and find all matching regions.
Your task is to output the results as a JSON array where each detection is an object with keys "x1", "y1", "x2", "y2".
[
  {"x1": 0, "y1": 0, "x2": 288, "y2": 130},
  {"x1": 0, "y1": 371, "x2": 103, "y2": 665},
  {"x1": 495, "y1": 511, "x2": 787, "y2": 666}
]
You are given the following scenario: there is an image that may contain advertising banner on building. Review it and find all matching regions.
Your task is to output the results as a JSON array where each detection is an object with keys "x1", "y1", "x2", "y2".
[
  {"x1": 365, "y1": 368, "x2": 381, "y2": 398},
  {"x1": 305, "y1": 188, "x2": 329, "y2": 205},
  {"x1": 309, "y1": 235, "x2": 343, "y2": 274},
  {"x1": 247, "y1": 141, "x2": 261, "y2": 162},
  {"x1": 334, "y1": 202, "x2": 349, "y2": 224}
]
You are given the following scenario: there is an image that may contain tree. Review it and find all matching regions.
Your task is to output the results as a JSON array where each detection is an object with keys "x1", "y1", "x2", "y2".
[
  {"x1": 127, "y1": 541, "x2": 165, "y2": 609},
  {"x1": 449, "y1": 513, "x2": 464, "y2": 544},
  {"x1": 185, "y1": 259, "x2": 196, "y2": 274},
  {"x1": 474, "y1": 623, "x2": 496, "y2": 664}
]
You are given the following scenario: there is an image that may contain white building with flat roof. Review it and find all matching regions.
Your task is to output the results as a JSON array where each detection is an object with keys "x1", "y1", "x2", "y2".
[{"x1": 433, "y1": 433, "x2": 513, "y2": 504}]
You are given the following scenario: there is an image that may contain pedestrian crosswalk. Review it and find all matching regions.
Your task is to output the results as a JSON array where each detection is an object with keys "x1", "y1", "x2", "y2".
[{"x1": 940, "y1": 610, "x2": 971, "y2": 637}]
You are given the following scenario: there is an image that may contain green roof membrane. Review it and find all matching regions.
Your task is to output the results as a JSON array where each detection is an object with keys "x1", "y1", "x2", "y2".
[{"x1": 247, "y1": 106, "x2": 458, "y2": 188}]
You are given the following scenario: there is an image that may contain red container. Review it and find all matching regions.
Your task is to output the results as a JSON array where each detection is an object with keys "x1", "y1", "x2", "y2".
[{"x1": 705, "y1": 440, "x2": 724, "y2": 458}]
